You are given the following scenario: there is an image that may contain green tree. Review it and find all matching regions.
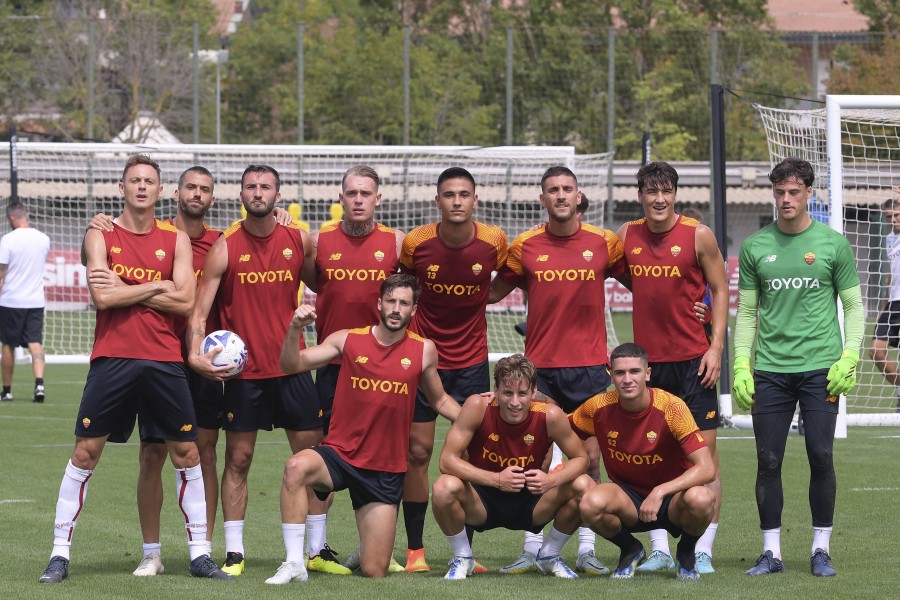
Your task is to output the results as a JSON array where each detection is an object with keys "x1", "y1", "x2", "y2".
[
  {"x1": 828, "y1": 36, "x2": 900, "y2": 95},
  {"x1": 600, "y1": 0, "x2": 802, "y2": 160},
  {"x1": 0, "y1": 3, "x2": 44, "y2": 133},
  {"x1": 17, "y1": 1, "x2": 216, "y2": 142},
  {"x1": 222, "y1": 0, "x2": 805, "y2": 159},
  {"x1": 852, "y1": 0, "x2": 900, "y2": 33}
]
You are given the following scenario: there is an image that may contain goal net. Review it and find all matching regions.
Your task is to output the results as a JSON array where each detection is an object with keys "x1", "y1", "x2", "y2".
[
  {"x1": 755, "y1": 96, "x2": 900, "y2": 426},
  {"x1": 0, "y1": 143, "x2": 615, "y2": 364}
]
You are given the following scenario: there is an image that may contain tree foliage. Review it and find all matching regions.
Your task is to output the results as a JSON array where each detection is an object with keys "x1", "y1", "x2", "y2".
[
  {"x1": 2, "y1": 0, "x2": 216, "y2": 142},
  {"x1": 828, "y1": 36, "x2": 900, "y2": 95},
  {"x1": 852, "y1": 0, "x2": 900, "y2": 33},
  {"x1": 3, "y1": 0, "x2": 816, "y2": 159}
]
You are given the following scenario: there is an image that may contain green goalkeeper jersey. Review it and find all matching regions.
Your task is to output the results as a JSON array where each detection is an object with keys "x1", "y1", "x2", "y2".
[{"x1": 738, "y1": 219, "x2": 860, "y2": 372}]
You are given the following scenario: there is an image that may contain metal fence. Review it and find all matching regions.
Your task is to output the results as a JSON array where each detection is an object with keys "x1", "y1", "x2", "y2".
[{"x1": 1, "y1": 14, "x2": 895, "y2": 161}]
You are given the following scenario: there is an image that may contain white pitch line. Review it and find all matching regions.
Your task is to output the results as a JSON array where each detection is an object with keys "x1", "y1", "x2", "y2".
[
  {"x1": 0, "y1": 499, "x2": 34, "y2": 504},
  {"x1": 849, "y1": 487, "x2": 899, "y2": 492},
  {"x1": 0, "y1": 415, "x2": 76, "y2": 422}
]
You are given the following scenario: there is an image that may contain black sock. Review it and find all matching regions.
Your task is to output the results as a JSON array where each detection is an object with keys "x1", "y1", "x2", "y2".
[
  {"x1": 403, "y1": 501, "x2": 428, "y2": 550},
  {"x1": 607, "y1": 529, "x2": 643, "y2": 569},
  {"x1": 465, "y1": 524, "x2": 475, "y2": 545},
  {"x1": 676, "y1": 533, "x2": 701, "y2": 570},
  {"x1": 2, "y1": 386, "x2": 10, "y2": 395},
  {"x1": 35, "y1": 378, "x2": 44, "y2": 387}
]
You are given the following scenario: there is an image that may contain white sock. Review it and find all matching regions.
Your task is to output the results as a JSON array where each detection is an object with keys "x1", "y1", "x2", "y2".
[
  {"x1": 648, "y1": 529, "x2": 671, "y2": 555},
  {"x1": 305, "y1": 513, "x2": 327, "y2": 555},
  {"x1": 539, "y1": 526, "x2": 571, "y2": 558},
  {"x1": 695, "y1": 522, "x2": 718, "y2": 556},
  {"x1": 445, "y1": 529, "x2": 472, "y2": 558},
  {"x1": 812, "y1": 526, "x2": 832, "y2": 555},
  {"x1": 549, "y1": 443, "x2": 564, "y2": 470},
  {"x1": 762, "y1": 528, "x2": 781, "y2": 559},
  {"x1": 205, "y1": 540, "x2": 213, "y2": 556},
  {"x1": 523, "y1": 530, "x2": 543, "y2": 556},
  {"x1": 577, "y1": 526, "x2": 595, "y2": 557},
  {"x1": 175, "y1": 464, "x2": 208, "y2": 561},
  {"x1": 142, "y1": 542, "x2": 161, "y2": 558},
  {"x1": 282, "y1": 523, "x2": 306, "y2": 564},
  {"x1": 52, "y1": 460, "x2": 93, "y2": 560},
  {"x1": 223, "y1": 520, "x2": 245, "y2": 555}
]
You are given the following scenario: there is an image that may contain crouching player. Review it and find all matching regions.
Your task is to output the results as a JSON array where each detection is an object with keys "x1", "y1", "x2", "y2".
[
  {"x1": 575, "y1": 343, "x2": 714, "y2": 581},
  {"x1": 432, "y1": 354, "x2": 593, "y2": 580}
]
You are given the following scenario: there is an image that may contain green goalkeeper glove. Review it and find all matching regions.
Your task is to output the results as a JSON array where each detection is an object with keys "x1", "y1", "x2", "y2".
[
  {"x1": 826, "y1": 348, "x2": 860, "y2": 396},
  {"x1": 732, "y1": 356, "x2": 755, "y2": 411}
]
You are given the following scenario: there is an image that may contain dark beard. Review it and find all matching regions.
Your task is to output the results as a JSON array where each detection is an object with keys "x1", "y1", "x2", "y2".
[
  {"x1": 245, "y1": 202, "x2": 274, "y2": 218},
  {"x1": 178, "y1": 199, "x2": 209, "y2": 219},
  {"x1": 381, "y1": 312, "x2": 409, "y2": 332}
]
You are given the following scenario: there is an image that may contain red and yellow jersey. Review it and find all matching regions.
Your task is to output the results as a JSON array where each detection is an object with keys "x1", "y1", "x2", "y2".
[
  {"x1": 623, "y1": 215, "x2": 709, "y2": 362},
  {"x1": 467, "y1": 400, "x2": 552, "y2": 473},
  {"x1": 217, "y1": 222, "x2": 306, "y2": 379},
  {"x1": 315, "y1": 222, "x2": 399, "y2": 343},
  {"x1": 325, "y1": 326, "x2": 425, "y2": 472},
  {"x1": 498, "y1": 223, "x2": 623, "y2": 368},
  {"x1": 165, "y1": 219, "x2": 222, "y2": 351},
  {"x1": 569, "y1": 387, "x2": 706, "y2": 496},
  {"x1": 400, "y1": 222, "x2": 507, "y2": 369},
  {"x1": 91, "y1": 220, "x2": 182, "y2": 363}
]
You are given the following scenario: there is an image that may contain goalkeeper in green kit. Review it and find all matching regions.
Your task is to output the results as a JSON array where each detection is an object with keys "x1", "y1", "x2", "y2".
[{"x1": 731, "y1": 158, "x2": 864, "y2": 578}]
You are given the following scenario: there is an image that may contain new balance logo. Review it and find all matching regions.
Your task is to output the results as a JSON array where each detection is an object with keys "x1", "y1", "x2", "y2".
[
  {"x1": 536, "y1": 255, "x2": 549, "y2": 262},
  {"x1": 329, "y1": 253, "x2": 342, "y2": 261},
  {"x1": 239, "y1": 254, "x2": 251, "y2": 262},
  {"x1": 355, "y1": 356, "x2": 369, "y2": 363}
]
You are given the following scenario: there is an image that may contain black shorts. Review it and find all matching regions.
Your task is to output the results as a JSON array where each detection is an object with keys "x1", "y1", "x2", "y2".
[
  {"x1": 77, "y1": 358, "x2": 197, "y2": 444},
  {"x1": 649, "y1": 357, "x2": 720, "y2": 430},
  {"x1": 0, "y1": 306, "x2": 43, "y2": 346},
  {"x1": 618, "y1": 482, "x2": 681, "y2": 537},
  {"x1": 223, "y1": 373, "x2": 320, "y2": 432},
  {"x1": 315, "y1": 363, "x2": 341, "y2": 435},
  {"x1": 142, "y1": 368, "x2": 224, "y2": 443},
  {"x1": 471, "y1": 484, "x2": 545, "y2": 534},
  {"x1": 874, "y1": 300, "x2": 900, "y2": 348},
  {"x1": 413, "y1": 360, "x2": 490, "y2": 423},
  {"x1": 188, "y1": 367, "x2": 225, "y2": 430},
  {"x1": 536, "y1": 365, "x2": 611, "y2": 413},
  {"x1": 311, "y1": 445, "x2": 404, "y2": 510},
  {"x1": 753, "y1": 369, "x2": 837, "y2": 415}
]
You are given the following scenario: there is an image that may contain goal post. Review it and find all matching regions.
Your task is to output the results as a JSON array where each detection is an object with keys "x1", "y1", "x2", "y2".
[
  {"x1": 755, "y1": 95, "x2": 900, "y2": 428},
  {"x1": 0, "y1": 142, "x2": 616, "y2": 365}
]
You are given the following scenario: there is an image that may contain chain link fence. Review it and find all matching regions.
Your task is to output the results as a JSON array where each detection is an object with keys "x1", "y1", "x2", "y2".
[{"x1": 1, "y1": 14, "x2": 894, "y2": 161}]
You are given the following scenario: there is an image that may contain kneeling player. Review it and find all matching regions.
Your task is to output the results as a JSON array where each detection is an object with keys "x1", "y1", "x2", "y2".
[
  {"x1": 575, "y1": 343, "x2": 715, "y2": 581},
  {"x1": 432, "y1": 354, "x2": 593, "y2": 580},
  {"x1": 266, "y1": 274, "x2": 459, "y2": 583}
]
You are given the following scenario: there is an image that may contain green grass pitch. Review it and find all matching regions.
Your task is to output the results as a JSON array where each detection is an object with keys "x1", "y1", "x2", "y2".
[{"x1": 0, "y1": 363, "x2": 896, "y2": 599}]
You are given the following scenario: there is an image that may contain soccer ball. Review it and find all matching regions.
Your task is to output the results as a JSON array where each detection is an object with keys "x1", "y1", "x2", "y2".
[{"x1": 201, "y1": 330, "x2": 248, "y2": 377}]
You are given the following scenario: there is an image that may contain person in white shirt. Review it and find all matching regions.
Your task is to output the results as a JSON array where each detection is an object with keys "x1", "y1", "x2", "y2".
[
  {"x1": 0, "y1": 202, "x2": 50, "y2": 403},
  {"x1": 869, "y1": 196, "x2": 900, "y2": 412}
]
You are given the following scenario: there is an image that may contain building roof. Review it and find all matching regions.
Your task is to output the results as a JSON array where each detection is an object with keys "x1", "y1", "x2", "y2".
[
  {"x1": 767, "y1": 0, "x2": 869, "y2": 33},
  {"x1": 111, "y1": 113, "x2": 182, "y2": 145}
]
